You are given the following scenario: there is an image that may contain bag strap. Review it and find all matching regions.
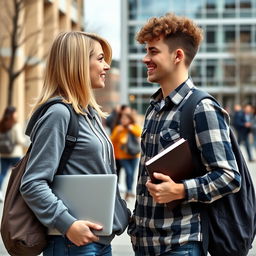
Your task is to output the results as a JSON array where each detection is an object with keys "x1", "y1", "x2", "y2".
[
  {"x1": 180, "y1": 89, "x2": 216, "y2": 148},
  {"x1": 29, "y1": 100, "x2": 79, "y2": 175},
  {"x1": 179, "y1": 89, "x2": 218, "y2": 256}
]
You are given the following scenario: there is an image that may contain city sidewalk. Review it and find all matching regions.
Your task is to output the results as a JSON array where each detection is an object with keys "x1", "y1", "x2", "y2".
[{"x1": 0, "y1": 147, "x2": 256, "y2": 255}]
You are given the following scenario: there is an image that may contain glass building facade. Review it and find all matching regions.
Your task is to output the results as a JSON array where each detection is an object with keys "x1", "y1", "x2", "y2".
[{"x1": 120, "y1": 0, "x2": 256, "y2": 114}]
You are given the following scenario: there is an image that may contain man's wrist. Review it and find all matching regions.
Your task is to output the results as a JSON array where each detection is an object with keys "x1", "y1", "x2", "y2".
[{"x1": 174, "y1": 183, "x2": 186, "y2": 200}]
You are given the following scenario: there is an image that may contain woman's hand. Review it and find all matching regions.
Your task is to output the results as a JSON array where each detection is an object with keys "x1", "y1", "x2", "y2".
[{"x1": 66, "y1": 220, "x2": 103, "y2": 246}]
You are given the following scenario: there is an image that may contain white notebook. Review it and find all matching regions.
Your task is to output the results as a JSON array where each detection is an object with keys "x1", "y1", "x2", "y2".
[{"x1": 51, "y1": 174, "x2": 117, "y2": 236}]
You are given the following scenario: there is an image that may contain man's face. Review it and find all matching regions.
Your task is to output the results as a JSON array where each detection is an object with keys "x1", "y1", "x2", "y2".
[
  {"x1": 244, "y1": 105, "x2": 252, "y2": 114},
  {"x1": 143, "y1": 36, "x2": 176, "y2": 85}
]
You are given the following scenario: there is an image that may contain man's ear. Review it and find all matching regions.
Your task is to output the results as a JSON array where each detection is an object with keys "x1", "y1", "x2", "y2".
[{"x1": 174, "y1": 49, "x2": 185, "y2": 64}]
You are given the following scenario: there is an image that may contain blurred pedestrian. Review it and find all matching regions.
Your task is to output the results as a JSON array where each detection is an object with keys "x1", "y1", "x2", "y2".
[
  {"x1": 106, "y1": 104, "x2": 132, "y2": 180},
  {"x1": 251, "y1": 106, "x2": 256, "y2": 151},
  {"x1": 105, "y1": 104, "x2": 132, "y2": 133},
  {"x1": 235, "y1": 104, "x2": 254, "y2": 162},
  {"x1": 0, "y1": 106, "x2": 26, "y2": 202},
  {"x1": 111, "y1": 111, "x2": 142, "y2": 200}
]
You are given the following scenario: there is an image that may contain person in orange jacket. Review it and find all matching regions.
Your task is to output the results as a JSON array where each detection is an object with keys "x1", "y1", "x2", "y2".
[{"x1": 111, "y1": 111, "x2": 142, "y2": 200}]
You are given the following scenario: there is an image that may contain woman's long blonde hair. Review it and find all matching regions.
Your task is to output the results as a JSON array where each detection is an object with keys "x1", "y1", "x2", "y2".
[{"x1": 32, "y1": 31, "x2": 112, "y2": 117}]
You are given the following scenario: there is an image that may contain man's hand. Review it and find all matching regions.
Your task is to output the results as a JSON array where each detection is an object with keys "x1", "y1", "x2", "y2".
[
  {"x1": 146, "y1": 172, "x2": 185, "y2": 204},
  {"x1": 66, "y1": 220, "x2": 102, "y2": 246}
]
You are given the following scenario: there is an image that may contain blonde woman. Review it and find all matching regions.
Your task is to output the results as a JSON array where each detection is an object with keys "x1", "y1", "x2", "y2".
[{"x1": 20, "y1": 32, "x2": 130, "y2": 256}]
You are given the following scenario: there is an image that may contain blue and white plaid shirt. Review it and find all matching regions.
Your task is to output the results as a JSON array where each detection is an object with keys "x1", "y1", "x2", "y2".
[{"x1": 128, "y1": 78, "x2": 241, "y2": 255}]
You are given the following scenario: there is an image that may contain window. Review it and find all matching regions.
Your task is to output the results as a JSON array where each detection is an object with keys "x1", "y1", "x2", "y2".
[
  {"x1": 207, "y1": 29, "x2": 216, "y2": 43},
  {"x1": 129, "y1": 26, "x2": 139, "y2": 53},
  {"x1": 224, "y1": 0, "x2": 236, "y2": 9},
  {"x1": 240, "y1": 0, "x2": 252, "y2": 8},
  {"x1": 206, "y1": 25, "x2": 217, "y2": 51},
  {"x1": 206, "y1": 60, "x2": 217, "y2": 78},
  {"x1": 240, "y1": 25, "x2": 251, "y2": 44},
  {"x1": 206, "y1": 0, "x2": 216, "y2": 9},
  {"x1": 129, "y1": 60, "x2": 138, "y2": 79},
  {"x1": 142, "y1": 66, "x2": 147, "y2": 79},
  {"x1": 206, "y1": 59, "x2": 219, "y2": 86},
  {"x1": 129, "y1": 0, "x2": 138, "y2": 19},
  {"x1": 240, "y1": 63, "x2": 253, "y2": 84},
  {"x1": 190, "y1": 60, "x2": 202, "y2": 86},
  {"x1": 223, "y1": 60, "x2": 236, "y2": 86},
  {"x1": 224, "y1": 25, "x2": 236, "y2": 44},
  {"x1": 206, "y1": 0, "x2": 217, "y2": 17},
  {"x1": 190, "y1": 60, "x2": 202, "y2": 77},
  {"x1": 224, "y1": 0, "x2": 236, "y2": 17}
]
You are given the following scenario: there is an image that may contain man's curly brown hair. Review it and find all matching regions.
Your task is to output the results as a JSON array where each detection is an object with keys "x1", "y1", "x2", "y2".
[{"x1": 136, "y1": 13, "x2": 203, "y2": 66}]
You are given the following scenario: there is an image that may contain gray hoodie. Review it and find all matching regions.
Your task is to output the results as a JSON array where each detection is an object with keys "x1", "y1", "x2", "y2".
[{"x1": 20, "y1": 101, "x2": 130, "y2": 245}]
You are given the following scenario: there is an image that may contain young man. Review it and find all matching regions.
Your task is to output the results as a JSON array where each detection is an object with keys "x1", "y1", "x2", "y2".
[{"x1": 128, "y1": 13, "x2": 241, "y2": 256}]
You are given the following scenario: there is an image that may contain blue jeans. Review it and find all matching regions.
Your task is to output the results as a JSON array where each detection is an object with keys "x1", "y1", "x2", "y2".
[
  {"x1": 0, "y1": 157, "x2": 20, "y2": 190},
  {"x1": 43, "y1": 236, "x2": 112, "y2": 256},
  {"x1": 135, "y1": 242, "x2": 202, "y2": 256},
  {"x1": 119, "y1": 158, "x2": 139, "y2": 192}
]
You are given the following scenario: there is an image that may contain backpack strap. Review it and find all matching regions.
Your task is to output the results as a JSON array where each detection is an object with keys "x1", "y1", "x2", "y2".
[
  {"x1": 179, "y1": 89, "x2": 218, "y2": 256},
  {"x1": 180, "y1": 89, "x2": 216, "y2": 151},
  {"x1": 27, "y1": 100, "x2": 79, "y2": 175}
]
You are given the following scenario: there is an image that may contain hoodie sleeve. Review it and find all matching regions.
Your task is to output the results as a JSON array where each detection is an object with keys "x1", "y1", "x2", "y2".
[{"x1": 20, "y1": 103, "x2": 77, "y2": 234}]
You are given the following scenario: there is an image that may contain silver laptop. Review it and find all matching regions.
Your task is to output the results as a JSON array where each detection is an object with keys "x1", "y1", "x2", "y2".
[{"x1": 51, "y1": 174, "x2": 117, "y2": 236}]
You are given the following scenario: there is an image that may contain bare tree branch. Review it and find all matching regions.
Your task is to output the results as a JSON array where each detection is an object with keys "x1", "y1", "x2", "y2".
[
  {"x1": 3, "y1": 0, "x2": 14, "y2": 23},
  {"x1": 1, "y1": 0, "x2": 63, "y2": 105},
  {"x1": 17, "y1": 29, "x2": 42, "y2": 46}
]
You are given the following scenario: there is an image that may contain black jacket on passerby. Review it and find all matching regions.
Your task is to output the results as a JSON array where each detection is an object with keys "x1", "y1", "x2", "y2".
[{"x1": 233, "y1": 110, "x2": 251, "y2": 138}]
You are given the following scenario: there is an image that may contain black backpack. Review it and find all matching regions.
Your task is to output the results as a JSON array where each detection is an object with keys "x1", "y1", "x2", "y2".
[
  {"x1": 180, "y1": 89, "x2": 256, "y2": 256},
  {"x1": 1, "y1": 100, "x2": 79, "y2": 256}
]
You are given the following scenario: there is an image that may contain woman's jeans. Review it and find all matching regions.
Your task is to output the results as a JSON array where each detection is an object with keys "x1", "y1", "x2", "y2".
[
  {"x1": 43, "y1": 236, "x2": 112, "y2": 256},
  {"x1": 120, "y1": 158, "x2": 139, "y2": 192},
  {"x1": 0, "y1": 157, "x2": 20, "y2": 190},
  {"x1": 135, "y1": 242, "x2": 203, "y2": 256}
]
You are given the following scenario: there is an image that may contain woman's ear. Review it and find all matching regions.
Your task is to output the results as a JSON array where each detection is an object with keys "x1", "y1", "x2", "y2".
[{"x1": 174, "y1": 49, "x2": 185, "y2": 64}]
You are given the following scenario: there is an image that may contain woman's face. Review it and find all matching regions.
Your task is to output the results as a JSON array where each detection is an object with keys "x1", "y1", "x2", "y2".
[
  {"x1": 13, "y1": 111, "x2": 17, "y2": 121},
  {"x1": 90, "y1": 41, "x2": 110, "y2": 89},
  {"x1": 120, "y1": 114, "x2": 131, "y2": 127}
]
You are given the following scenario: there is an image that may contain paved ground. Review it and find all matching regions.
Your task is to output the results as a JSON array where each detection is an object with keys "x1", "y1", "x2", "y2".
[{"x1": 0, "y1": 146, "x2": 256, "y2": 255}]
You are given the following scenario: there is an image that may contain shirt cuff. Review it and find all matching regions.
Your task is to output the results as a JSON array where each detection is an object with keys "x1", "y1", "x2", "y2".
[{"x1": 183, "y1": 178, "x2": 200, "y2": 202}]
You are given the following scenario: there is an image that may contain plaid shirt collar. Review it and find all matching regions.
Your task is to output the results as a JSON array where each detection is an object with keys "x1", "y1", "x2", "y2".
[{"x1": 150, "y1": 77, "x2": 195, "y2": 111}]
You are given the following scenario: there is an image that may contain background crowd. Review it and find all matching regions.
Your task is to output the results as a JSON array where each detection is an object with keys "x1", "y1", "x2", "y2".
[
  {"x1": 231, "y1": 103, "x2": 256, "y2": 162},
  {"x1": 1, "y1": 101, "x2": 256, "y2": 204}
]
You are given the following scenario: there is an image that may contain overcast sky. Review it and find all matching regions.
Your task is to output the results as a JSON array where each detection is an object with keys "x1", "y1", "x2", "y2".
[{"x1": 84, "y1": 0, "x2": 121, "y2": 60}]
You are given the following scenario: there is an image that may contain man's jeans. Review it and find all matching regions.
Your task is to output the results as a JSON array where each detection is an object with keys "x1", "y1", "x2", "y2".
[
  {"x1": 135, "y1": 242, "x2": 203, "y2": 256},
  {"x1": 43, "y1": 236, "x2": 112, "y2": 256}
]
